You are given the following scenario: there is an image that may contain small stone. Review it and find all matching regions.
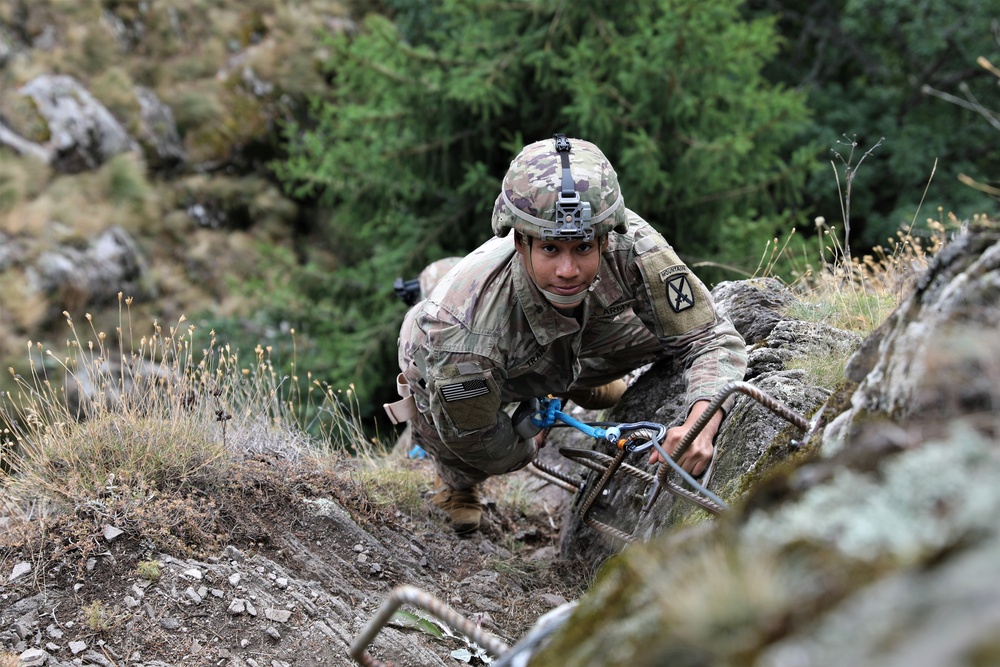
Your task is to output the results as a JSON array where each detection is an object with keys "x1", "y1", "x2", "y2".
[
  {"x1": 46, "y1": 624, "x2": 64, "y2": 639},
  {"x1": 353, "y1": 544, "x2": 364, "y2": 552},
  {"x1": 275, "y1": 577, "x2": 288, "y2": 589},
  {"x1": 8, "y1": 562, "x2": 31, "y2": 582},
  {"x1": 69, "y1": 640, "x2": 88, "y2": 654},
  {"x1": 210, "y1": 588, "x2": 224, "y2": 598},
  {"x1": 541, "y1": 593, "x2": 568, "y2": 607},
  {"x1": 124, "y1": 596, "x2": 140, "y2": 608},
  {"x1": 160, "y1": 617, "x2": 181, "y2": 630},
  {"x1": 246, "y1": 601, "x2": 258, "y2": 617},
  {"x1": 82, "y1": 649, "x2": 116, "y2": 667},
  {"x1": 370, "y1": 563, "x2": 382, "y2": 573},
  {"x1": 197, "y1": 585, "x2": 208, "y2": 598},
  {"x1": 228, "y1": 599, "x2": 246, "y2": 615},
  {"x1": 185, "y1": 587, "x2": 202, "y2": 604},
  {"x1": 181, "y1": 568, "x2": 203, "y2": 580},
  {"x1": 86, "y1": 558, "x2": 97, "y2": 572},
  {"x1": 102, "y1": 525, "x2": 124, "y2": 541},
  {"x1": 356, "y1": 553, "x2": 368, "y2": 564},
  {"x1": 18, "y1": 647, "x2": 49, "y2": 667},
  {"x1": 229, "y1": 573, "x2": 241, "y2": 587},
  {"x1": 265, "y1": 626, "x2": 281, "y2": 640},
  {"x1": 12, "y1": 621, "x2": 32, "y2": 639},
  {"x1": 264, "y1": 608, "x2": 292, "y2": 623},
  {"x1": 74, "y1": 583, "x2": 84, "y2": 592},
  {"x1": 45, "y1": 642, "x2": 61, "y2": 652},
  {"x1": 240, "y1": 638, "x2": 251, "y2": 648},
  {"x1": 223, "y1": 545, "x2": 246, "y2": 563}
]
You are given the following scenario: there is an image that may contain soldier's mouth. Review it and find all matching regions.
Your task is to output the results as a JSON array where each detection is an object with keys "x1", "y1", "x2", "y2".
[{"x1": 548, "y1": 285, "x2": 585, "y2": 295}]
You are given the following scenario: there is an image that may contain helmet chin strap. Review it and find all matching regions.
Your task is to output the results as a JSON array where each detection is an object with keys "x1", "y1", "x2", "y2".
[{"x1": 523, "y1": 235, "x2": 601, "y2": 306}]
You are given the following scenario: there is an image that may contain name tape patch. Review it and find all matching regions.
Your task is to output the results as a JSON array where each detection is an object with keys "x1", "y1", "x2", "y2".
[{"x1": 441, "y1": 379, "x2": 491, "y2": 402}]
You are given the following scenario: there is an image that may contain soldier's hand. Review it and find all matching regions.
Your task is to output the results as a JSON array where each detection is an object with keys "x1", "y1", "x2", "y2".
[{"x1": 647, "y1": 400, "x2": 722, "y2": 477}]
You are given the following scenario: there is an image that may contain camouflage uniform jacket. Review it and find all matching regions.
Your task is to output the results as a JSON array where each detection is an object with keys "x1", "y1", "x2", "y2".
[{"x1": 400, "y1": 210, "x2": 748, "y2": 468}]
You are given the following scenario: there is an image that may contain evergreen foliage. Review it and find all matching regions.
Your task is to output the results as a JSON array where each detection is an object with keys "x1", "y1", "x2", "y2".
[
  {"x1": 744, "y1": 0, "x2": 1000, "y2": 247},
  {"x1": 274, "y1": 0, "x2": 815, "y2": 416}
]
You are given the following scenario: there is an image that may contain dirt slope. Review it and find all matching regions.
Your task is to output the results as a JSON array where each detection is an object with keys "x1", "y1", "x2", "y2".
[{"x1": 1, "y1": 454, "x2": 591, "y2": 667}]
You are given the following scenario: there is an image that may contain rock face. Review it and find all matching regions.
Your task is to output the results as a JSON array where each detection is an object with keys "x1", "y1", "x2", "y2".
[{"x1": 528, "y1": 220, "x2": 1000, "y2": 667}]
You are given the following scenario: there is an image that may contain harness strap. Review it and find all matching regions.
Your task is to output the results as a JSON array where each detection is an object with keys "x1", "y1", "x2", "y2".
[{"x1": 383, "y1": 373, "x2": 417, "y2": 424}]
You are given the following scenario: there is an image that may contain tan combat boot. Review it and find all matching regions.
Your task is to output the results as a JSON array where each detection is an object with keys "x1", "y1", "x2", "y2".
[
  {"x1": 562, "y1": 378, "x2": 628, "y2": 410},
  {"x1": 431, "y1": 483, "x2": 482, "y2": 536}
]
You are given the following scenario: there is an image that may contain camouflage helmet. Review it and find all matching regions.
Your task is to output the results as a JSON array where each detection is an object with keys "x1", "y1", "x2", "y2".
[{"x1": 492, "y1": 135, "x2": 628, "y2": 241}]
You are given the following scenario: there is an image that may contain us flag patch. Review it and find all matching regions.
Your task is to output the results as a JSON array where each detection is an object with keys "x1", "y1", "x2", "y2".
[{"x1": 441, "y1": 379, "x2": 491, "y2": 402}]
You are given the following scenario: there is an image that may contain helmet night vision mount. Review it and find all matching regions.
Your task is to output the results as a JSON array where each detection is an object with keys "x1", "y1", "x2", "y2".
[{"x1": 546, "y1": 133, "x2": 595, "y2": 242}]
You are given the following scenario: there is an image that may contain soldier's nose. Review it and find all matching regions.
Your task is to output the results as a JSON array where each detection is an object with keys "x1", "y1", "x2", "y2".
[{"x1": 555, "y1": 255, "x2": 580, "y2": 279}]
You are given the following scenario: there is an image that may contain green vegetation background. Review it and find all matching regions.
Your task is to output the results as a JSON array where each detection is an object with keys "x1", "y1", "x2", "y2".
[{"x1": 1, "y1": 0, "x2": 997, "y2": 428}]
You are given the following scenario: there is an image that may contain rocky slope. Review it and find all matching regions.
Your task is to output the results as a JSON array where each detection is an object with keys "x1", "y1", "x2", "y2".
[{"x1": 2, "y1": 456, "x2": 587, "y2": 667}]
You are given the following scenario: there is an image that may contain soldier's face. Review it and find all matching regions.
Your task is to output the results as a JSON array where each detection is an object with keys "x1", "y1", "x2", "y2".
[{"x1": 515, "y1": 234, "x2": 606, "y2": 308}]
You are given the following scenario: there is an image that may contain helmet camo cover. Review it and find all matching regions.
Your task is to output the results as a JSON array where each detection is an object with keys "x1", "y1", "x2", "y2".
[{"x1": 492, "y1": 136, "x2": 628, "y2": 241}]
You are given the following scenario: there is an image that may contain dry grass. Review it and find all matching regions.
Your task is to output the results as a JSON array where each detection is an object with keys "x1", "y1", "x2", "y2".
[
  {"x1": 758, "y1": 211, "x2": 951, "y2": 335},
  {"x1": 0, "y1": 296, "x2": 375, "y2": 558},
  {"x1": 783, "y1": 212, "x2": 951, "y2": 334},
  {"x1": 751, "y1": 207, "x2": 962, "y2": 389}
]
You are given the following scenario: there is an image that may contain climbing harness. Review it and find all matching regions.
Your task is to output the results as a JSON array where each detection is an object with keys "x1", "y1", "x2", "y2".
[{"x1": 349, "y1": 380, "x2": 813, "y2": 666}]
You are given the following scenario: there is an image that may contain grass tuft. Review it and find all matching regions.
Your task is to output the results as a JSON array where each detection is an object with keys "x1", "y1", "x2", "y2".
[{"x1": 0, "y1": 297, "x2": 373, "y2": 557}]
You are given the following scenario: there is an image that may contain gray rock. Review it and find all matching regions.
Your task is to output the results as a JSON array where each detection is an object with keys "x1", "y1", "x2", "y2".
[
  {"x1": 713, "y1": 277, "x2": 797, "y2": 345},
  {"x1": 18, "y1": 647, "x2": 49, "y2": 667},
  {"x1": 27, "y1": 225, "x2": 152, "y2": 322},
  {"x1": 81, "y1": 649, "x2": 116, "y2": 667},
  {"x1": 264, "y1": 608, "x2": 292, "y2": 623},
  {"x1": 8, "y1": 562, "x2": 31, "y2": 582},
  {"x1": 159, "y1": 617, "x2": 181, "y2": 631},
  {"x1": 134, "y1": 86, "x2": 185, "y2": 170},
  {"x1": 102, "y1": 525, "x2": 124, "y2": 542},
  {"x1": 17, "y1": 74, "x2": 138, "y2": 172}
]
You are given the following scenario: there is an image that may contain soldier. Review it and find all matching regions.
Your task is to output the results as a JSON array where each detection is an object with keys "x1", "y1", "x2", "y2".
[{"x1": 384, "y1": 135, "x2": 747, "y2": 535}]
